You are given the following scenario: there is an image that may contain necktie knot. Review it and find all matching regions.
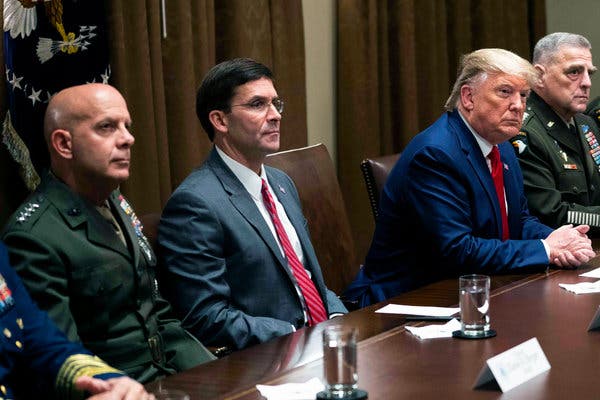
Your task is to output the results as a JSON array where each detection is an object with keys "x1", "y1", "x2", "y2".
[
  {"x1": 261, "y1": 179, "x2": 275, "y2": 213},
  {"x1": 489, "y1": 146, "x2": 501, "y2": 169}
]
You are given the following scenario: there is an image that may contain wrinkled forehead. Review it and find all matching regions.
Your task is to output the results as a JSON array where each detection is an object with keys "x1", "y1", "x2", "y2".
[{"x1": 473, "y1": 72, "x2": 530, "y2": 92}]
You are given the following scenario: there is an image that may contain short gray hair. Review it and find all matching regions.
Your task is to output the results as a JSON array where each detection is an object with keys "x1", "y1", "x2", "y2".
[
  {"x1": 444, "y1": 48, "x2": 537, "y2": 111},
  {"x1": 533, "y1": 32, "x2": 592, "y2": 66}
]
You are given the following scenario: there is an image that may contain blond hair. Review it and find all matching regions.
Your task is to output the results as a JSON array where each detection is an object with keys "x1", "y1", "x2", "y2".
[{"x1": 444, "y1": 48, "x2": 538, "y2": 111}]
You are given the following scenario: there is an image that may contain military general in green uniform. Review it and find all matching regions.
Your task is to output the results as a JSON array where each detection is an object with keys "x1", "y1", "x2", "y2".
[
  {"x1": 511, "y1": 32, "x2": 600, "y2": 232},
  {"x1": 2, "y1": 83, "x2": 214, "y2": 383}
]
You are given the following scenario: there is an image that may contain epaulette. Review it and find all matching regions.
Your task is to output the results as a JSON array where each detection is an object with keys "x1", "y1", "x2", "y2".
[{"x1": 8, "y1": 194, "x2": 48, "y2": 230}]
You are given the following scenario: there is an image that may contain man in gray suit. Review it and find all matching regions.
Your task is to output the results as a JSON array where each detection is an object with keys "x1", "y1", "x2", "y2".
[{"x1": 158, "y1": 58, "x2": 347, "y2": 351}]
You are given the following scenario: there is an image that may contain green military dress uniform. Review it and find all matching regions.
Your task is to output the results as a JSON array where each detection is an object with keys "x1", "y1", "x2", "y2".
[
  {"x1": 511, "y1": 91, "x2": 600, "y2": 232},
  {"x1": 2, "y1": 172, "x2": 214, "y2": 383}
]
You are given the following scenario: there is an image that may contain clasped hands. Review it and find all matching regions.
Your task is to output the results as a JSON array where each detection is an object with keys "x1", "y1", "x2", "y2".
[{"x1": 545, "y1": 224, "x2": 596, "y2": 268}]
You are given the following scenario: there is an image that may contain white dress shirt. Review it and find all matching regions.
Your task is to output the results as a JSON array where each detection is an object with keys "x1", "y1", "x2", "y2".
[{"x1": 215, "y1": 146, "x2": 307, "y2": 267}]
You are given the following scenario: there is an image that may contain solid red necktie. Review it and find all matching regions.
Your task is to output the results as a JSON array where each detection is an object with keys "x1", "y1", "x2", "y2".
[
  {"x1": 260, "y1": 179, "x2": 327, "y2": 325},
  {"x1": 489, "y1": 146, "x2": 509, "y2": 241}
]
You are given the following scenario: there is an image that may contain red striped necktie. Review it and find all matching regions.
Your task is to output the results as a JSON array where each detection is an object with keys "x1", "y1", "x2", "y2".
[
  {"x1": 260, "y1": 179, "x2": 327, "y2": 325},
  {"x1": 489, "y1": 146, "x2": 509, "y2": 241}
]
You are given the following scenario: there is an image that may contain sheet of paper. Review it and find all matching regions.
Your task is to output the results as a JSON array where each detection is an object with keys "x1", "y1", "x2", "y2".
[
  {"x1": 405, "y1": 318, "x2": 461, "y2": 339},
  {"x1": 256, "y1": 377, "x2": 324, "y2": 400},
  {"x1": 376, "y1": 304, "x2": 460, "y2": 317},
  {"x1": 559, "y1": 280, "x2": 600, "y2": 294},
  {"x1": 580, "y1": 268, "x2": 600, "y2": 278}
]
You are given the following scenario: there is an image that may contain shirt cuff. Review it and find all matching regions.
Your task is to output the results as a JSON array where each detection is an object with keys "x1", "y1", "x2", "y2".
[{"x1": 541, "y1": 239, "x2": 551, "y2": 261}]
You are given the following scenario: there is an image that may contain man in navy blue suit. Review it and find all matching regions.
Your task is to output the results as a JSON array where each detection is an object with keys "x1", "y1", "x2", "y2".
[{"x1": 345, "y1": 48, "x2": 596, "y2": 307}]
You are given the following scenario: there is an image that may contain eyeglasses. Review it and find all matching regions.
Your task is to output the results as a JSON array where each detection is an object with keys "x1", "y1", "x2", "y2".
[{"x1": 230, "y1": 97, "x2": 284, "y2": 114}]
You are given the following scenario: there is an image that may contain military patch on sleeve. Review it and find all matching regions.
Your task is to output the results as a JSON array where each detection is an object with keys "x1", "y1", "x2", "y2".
[{"x1": 511, "y1": 132, "x2": 528, "y2": 154}]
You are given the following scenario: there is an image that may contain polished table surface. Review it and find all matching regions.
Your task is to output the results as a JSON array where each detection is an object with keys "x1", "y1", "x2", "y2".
[{"x1": 147, "y1": 261, "x2": 600, "y2": 399}]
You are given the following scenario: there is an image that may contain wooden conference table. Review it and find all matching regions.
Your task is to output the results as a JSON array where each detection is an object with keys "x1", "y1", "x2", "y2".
[{"x1": 146, "y1": 259, "x2": 600, "y2": 399}]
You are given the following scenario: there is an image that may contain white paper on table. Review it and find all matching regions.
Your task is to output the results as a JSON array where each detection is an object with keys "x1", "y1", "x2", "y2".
[
  {"x1": 580, "y1": 268, "x2": 600, "y2": 278},
  {"x1": 405, "y1": 318, "x2": 462, "y2": 339},
  {"x1": 376, "y1": 304, "x2": 460, "y2": 317},
  {"x1": 559, "y1": 280, "x2": 600, "y2": 294},
  {"x1": 256, "y1": 377, "x2": 324, "y2": 400}
]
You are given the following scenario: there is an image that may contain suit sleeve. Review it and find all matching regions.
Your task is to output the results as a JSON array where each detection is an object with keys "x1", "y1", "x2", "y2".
[
  {"x1": 158, "y1": 189, "x2": 294, "y2": 350},
  {"x1": 0, "y1": 243, "x2": 122, "y2": 399},
  {"x1": 3, "y1": 230, "x2": 81, "y2": 342},
  {"x1": 403, "y1": 146, "x2": 549, "y2": 272},
  {"x1": 513, "y1": 130, "x2": 600, "y2": 228}
]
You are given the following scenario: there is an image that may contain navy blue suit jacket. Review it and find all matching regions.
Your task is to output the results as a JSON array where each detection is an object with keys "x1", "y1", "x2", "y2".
[
  {"x1": 158, "y1": 148, "x2": 347, "y2": 350},
  {"x1": 345, "y1": 110, "x2": 553, "y2": 306}
]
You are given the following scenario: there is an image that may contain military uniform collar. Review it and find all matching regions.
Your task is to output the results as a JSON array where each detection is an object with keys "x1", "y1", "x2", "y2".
[
  {"x1": 41, "y1": 173, "x2": 131, "y2": 259},
  {"x1": 528, "y1": 91, "x2": 580, "y2": 153}
]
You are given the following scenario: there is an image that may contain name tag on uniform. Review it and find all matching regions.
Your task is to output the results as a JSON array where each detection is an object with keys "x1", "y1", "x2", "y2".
[{"x1": 563, "y1": 164, "x2": 578, "y2": 170}]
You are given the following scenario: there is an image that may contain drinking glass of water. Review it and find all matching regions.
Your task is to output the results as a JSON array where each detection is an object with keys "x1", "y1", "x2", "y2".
[
  {"x1": 459, "y1": 274, "x2": 491, "y2": 337},
  {"x1": 320, "y1": 325, "x2": 358, "y2": 398}
]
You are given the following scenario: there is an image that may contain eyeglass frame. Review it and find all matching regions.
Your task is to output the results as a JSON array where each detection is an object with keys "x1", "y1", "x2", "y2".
[{"x1": 229, "y1": 97, "x2": 284, "y2": 115}]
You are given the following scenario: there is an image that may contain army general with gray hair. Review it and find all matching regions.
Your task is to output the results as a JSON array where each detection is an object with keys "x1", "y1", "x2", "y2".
[{"x1": 511, "y1": 32, "x2": 600, "y2": 232}]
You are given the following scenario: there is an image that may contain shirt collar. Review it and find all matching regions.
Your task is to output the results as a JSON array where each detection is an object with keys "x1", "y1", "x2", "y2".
[
  {"x1": 215, "y1": 146, "x2": 267, "y2": 201},
  {"x1": 457, "y1": 110, "x2": 494, "y2": 157}
]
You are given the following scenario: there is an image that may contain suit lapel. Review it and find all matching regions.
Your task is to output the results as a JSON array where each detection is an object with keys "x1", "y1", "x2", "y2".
[
  {"x1": 266, "y1": 168, "x2": 330, "y2": 309},
  {"x1": 529, "y1": 92, "x2": 581, "y2": 155},
  {"x1": 267, "y1": 172, "x2": 311, "y2": 263},
  {"x1": 450, "y1": 111, "x2": 504, "y2": 237},
  {"x1": 208, "y1": 149, "x2": 288, "y2": 270}
]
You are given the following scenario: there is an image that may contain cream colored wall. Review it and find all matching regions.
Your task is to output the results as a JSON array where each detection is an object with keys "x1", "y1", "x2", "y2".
[
  {"x1": 302, "y1": 0, "x2": 336, "y2": 163},
  {"x1": 303, "y1": 1, "x2": 600, "y2": 164},
  {"x1": 546, "y1": 0, "x2": 600, "y2": 98}
]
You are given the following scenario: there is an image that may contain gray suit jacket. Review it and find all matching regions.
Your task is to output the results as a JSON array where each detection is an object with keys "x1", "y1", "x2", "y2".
[{"x1": 158, "y1": 148, "x2": 346, "y2": 350}]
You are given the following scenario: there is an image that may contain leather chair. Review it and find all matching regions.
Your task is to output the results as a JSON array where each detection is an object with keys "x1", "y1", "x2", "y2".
[
  {"x1": 265, "y1": 143, "x2": 357, "y2": 296},
  {"x1": 360, "y1": 153, "x2": 400, "y2": 221}
]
